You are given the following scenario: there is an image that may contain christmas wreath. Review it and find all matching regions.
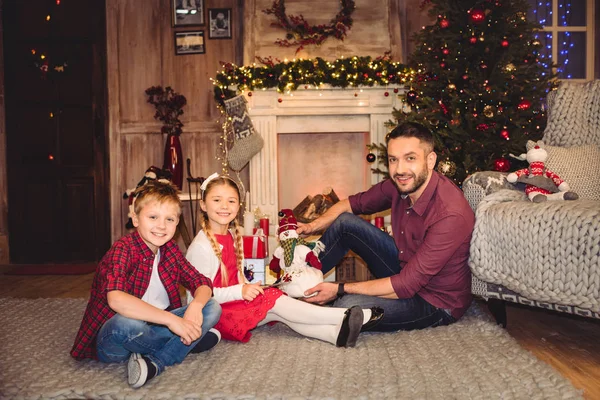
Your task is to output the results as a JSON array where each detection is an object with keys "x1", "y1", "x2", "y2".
[{"x1": 263, "y1": 0, "x2": 355, "y2": 53}]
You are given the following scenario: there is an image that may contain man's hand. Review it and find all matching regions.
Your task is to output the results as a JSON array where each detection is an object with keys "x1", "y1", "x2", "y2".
[
  {"x1": 242, "y1": 282, "x2": 264, "y2": 301},
  {"x1": 303, "y1": 282, "x2": 338, "y2": 305},
  {"x1": 167, "y1": 314, "x2": 202, "y2": 345},
  {"x1": 296, "y1": 221, "x2": 317, "y2": 236}
]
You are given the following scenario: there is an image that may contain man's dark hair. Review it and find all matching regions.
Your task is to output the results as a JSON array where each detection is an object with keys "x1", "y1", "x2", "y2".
[{"x1": 386, "y1": 122, "x2": 435, "y2": 153}]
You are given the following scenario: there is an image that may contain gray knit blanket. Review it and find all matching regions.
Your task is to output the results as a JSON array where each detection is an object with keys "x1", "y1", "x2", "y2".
[{"x1": 469, "y1": 189, "x2": 600, "y2": 312}]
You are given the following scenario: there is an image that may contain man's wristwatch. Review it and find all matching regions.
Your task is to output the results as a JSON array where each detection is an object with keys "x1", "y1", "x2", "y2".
[{"x1": 337, "y1": 283, "x2": 345, "y2": 298}]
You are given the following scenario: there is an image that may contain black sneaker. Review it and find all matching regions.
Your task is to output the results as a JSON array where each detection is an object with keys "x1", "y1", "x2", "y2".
[{"x1": 190, "y1": 328, "x2": 221, "y2": 353}]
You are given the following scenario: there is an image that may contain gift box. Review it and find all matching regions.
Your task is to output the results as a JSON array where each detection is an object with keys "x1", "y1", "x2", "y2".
[
  {"x1": 243, "y1": 229, "x2": 268, "y2": 259},
  {"x1": 243, "y1": 258, "x2": 267, "y2": 284}
]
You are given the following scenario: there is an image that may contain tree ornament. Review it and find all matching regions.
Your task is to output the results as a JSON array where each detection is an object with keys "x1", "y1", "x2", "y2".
[
  {"x1": 384, "y1": 91, "x2": 389, "y2": 97},
  {"x1": 248, "y1": 92, "x2": 253, "y2": 97},
  {"x1": 448, "y1": 83, "x2": 456, "y2": 90},
  {"x1": 366, "y1": 153, "x2": 376, "y2": 163},
  {"x1": 439, "y1": 18, "x2": 449, "y2": 28},
  {"x1": 500, "y1": 129, "x2": 510, "y2": 140},
  {"x1": 437, "y1": 160, "x2": 457, "y2": 177},
  {"x1": 501, "y1": 39, "x2": 509, "y2": 47},
  {"x1": 278, "y1": 97, "x2": 283, "y2": 103},
  {"x1": 505, "y1": 63, "x2": 516, "y2": 72},
  {"x1": 442, "y1": 48, "x2": 450, "y2": 55},
  {"x1": 493, "y1": 157, "x2": 511, "y2": 172},
  {"x1": 518, "y1": 99, "x2": 531, "y2": 110},
  {"x1": 483, "y1": 105, "x2": 494, "y2": 118},
  {"x1": 393, "y1": 88, "x2": 399, "y2": 93},
  {"x1": 469, "y1": 36, "x2": 477, "y2": 44},
  {"x1": 470, "y1": 9, "x2": 486, "y2": 24},
  {"x1": 262, "y1": 0, "x2": 356, "y2": 53},
  {"x1": 462, "y1": 74, "x2": 469, "y2": 80},
  {"x1": 406, "y1": 90, "x2": 418, "y2": 105},
  {"x1": 440, "y1": 62, "x2": 446, "y2": 68},
  {"x1": 531, "y1": 40, "x2": 541, "y2": 46}
]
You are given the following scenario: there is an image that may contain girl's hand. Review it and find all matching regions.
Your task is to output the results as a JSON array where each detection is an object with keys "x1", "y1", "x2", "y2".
[{"x1": 242, "y1": 282, "x2": 264, "y2": 301}]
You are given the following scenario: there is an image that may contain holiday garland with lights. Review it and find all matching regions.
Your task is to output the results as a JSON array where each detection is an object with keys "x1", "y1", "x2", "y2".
[
  {"x1": 263, "y1": 0, "x2": 356, "y2": 53},
  {"x1": 212, "y1": 55, "x2": 415, "y2": 104},
  {"x1": 391, "y1": 0, "x2": 557, "y2": 184}
]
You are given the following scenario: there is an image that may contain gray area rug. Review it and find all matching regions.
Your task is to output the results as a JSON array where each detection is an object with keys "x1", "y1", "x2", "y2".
[{"x1": 0, "y1": 298, "x2": 582, "y2": 400}]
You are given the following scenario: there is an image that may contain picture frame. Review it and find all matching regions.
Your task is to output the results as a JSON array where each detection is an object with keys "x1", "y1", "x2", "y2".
[
  {"x1": 174, "y1": 31, "x2": 205, "y2": 55},
  {"x1": 208, "y1": 8, "x2": 232, "y2": 39},
  {"x1": 172, "y1": 0, "x2": 205, "y2": 27}
]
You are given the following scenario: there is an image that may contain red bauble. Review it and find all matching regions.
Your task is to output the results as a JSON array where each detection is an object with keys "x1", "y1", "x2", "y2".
[
  {"x1": 500, "y1": 129, "x2": 510, "y2": 140},
  {"x1": 393, "y1": 88, "x2": 399, "y2": 93},
  {"x1": 442, "y1": 48, "x2": 450, "y2": 55},
  {"x1": 278, "y1": 98, "x2": 283, "y2": 103},
  {"x1": 439, "y1": 18, "x2": 449, "y2": 28},
  {"x1": 470, "y1": 9, "x2": 486, "y2": 24},
  {"x1": 494, "y1": 157, "x2": 511, "y2": 172},
  {"x1": 501, "y1": 40, "x2": 509, "y2": 47},
  {"x1": 440, "y1": 62, "x2": 446, "y2": 68},
  {"x1": 248, "y1": 92, "x2": 253, "y2": 97},
  {"x1": 518, "y1": 99, "x2": 531, "y2": 110},
  {"x1": 384, "y1": 91, "x2": 389, "y2": 97},
  {"x1": 469, "y1": 36, "x2": 477, "y2": 44}
]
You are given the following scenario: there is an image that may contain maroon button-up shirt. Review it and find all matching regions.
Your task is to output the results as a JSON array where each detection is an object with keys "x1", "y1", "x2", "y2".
[
  {"x1": 70, "y1": 231, "x2": 213, "y2": 360},
  {"x1": 348, "y1": 171, "x2": 475, "y2": 319}
]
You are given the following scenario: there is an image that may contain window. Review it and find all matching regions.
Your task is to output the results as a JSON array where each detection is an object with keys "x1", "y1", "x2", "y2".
[{"x1": 527, "y1": 0, "x2": 595, "y2": 80}]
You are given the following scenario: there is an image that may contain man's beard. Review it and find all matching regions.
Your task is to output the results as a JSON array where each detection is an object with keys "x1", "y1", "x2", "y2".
[{"x1": 393, "y1": 169, "x2": 428, "y2": 195}]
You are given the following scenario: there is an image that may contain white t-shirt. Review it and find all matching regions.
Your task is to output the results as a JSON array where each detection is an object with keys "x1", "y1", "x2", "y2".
[{"x1": 141, "y1": 249, "x2": 170, "y2": 310}]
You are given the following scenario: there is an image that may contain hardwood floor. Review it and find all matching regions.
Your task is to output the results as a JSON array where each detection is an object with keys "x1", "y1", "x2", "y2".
[{"x1": 1, "y1": 269, "x2": 599, "y2": 399}]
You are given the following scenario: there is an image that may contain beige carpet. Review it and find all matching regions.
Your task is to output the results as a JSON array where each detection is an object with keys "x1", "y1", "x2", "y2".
[{"x1": 0, "y1": 298, "x2": 582, "y2": 400}]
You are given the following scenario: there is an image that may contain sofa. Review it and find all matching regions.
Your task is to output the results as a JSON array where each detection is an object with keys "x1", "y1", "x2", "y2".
[{"x1": 462, "y1": 80, "x2": 600, "y2": 326}]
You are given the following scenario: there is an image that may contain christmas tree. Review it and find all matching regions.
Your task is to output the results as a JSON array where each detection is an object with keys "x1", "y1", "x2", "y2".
[{"x1": 391, "y1": 0, "x2": 556, "y2": 184}]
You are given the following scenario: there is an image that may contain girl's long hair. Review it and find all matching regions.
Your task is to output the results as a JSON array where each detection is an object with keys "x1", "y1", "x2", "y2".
[{"x1": 199, "y1": 176, "x2": 244, "y2": 286}]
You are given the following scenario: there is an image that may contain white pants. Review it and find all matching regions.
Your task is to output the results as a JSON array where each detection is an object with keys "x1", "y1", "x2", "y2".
[{"x1": 258, "y1": 295, "x2": 371, "y2": 345}]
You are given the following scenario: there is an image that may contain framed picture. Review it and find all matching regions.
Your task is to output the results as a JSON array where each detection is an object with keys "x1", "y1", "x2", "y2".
[
  {"x1": 208, "y1": 8, "x2": 232, "y2": 39},
  {"x1": 172, "y1": 0, "x2": 205, "y2": 27},
  {"x1": 174, "y1": 31, "x2": 205, "y2": 55}
]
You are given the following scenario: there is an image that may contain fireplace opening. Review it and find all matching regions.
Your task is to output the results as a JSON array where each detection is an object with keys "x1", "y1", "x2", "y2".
[{"x1": 277, "y1": 131, "x2": 370, "y2": 212}]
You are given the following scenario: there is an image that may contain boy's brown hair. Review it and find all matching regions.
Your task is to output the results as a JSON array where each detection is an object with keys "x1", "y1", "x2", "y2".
[{"x1": 133, "y1": 180, "x2": 182, "y2": 216}]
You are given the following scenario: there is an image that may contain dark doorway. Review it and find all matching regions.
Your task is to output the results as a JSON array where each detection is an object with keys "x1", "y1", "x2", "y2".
[{"x1": 3, "y1": 0, "x2": 109, "y2": 263}]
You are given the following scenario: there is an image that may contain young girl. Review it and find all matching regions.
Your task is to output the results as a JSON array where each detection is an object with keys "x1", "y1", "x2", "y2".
[{"x1": 185, "y1": 173, "x2": 383, "y2": 347}]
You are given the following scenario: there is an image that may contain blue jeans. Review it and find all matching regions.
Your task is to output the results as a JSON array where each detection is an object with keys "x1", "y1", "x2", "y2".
[
  {"x1": 319, "y1": 213, "x2": 455, "y2": 331},
  {"x1": 96, "y1": 298, "x2": 221, "y2": 374}
]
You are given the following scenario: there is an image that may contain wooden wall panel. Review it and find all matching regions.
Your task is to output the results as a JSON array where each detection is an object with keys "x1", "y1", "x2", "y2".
[
  {"x1": 244, "y1": 0, "x2": 403, "y2": 63},
  {"x1": 117, "y1": 1, "x2": 164, "y2": 123}
]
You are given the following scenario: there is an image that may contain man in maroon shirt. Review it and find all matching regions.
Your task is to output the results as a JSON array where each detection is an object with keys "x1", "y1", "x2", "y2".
[{"x1": 299, "y1": 122, "x2": 475, "y2": 330}]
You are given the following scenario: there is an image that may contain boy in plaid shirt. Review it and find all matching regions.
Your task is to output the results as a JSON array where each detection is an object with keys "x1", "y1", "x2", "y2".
[{"x1": 71, "y1": 180, "x2": 221, "y2": 388}]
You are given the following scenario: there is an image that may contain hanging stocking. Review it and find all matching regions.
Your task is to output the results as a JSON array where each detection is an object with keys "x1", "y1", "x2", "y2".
[{"x1": 224, "y1": 94, "x2": 264, "y2": 171}]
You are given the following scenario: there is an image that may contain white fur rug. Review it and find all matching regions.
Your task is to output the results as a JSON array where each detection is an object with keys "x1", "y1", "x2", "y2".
[{"x1": 0, "y1": 298, "x2": 582, "y2": 400}]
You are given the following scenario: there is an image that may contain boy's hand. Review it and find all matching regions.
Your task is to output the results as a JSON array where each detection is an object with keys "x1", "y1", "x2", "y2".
[
  {"x1": 183, "y1": 300, "x2": 205, "y2": 334},
  {"x1": 167, "y1": 314, "x2": 202, "y2": 345},
  {"x1": 242, "y1": 282, "x2": 264, "y2": 301}
]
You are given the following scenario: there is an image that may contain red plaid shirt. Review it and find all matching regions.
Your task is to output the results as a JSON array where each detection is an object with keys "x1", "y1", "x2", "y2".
[{"x1": 70, "y1": 231, "x2": 212, "y2": 360}]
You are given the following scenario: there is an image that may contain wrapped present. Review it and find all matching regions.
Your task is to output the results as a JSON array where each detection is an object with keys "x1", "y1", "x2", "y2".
[
  {"x1": 244, "y1": 258, "x2": 267, "y2": 284},
  {"x1": 243, "y1": 229, "x2": 267, "y2": 259}
]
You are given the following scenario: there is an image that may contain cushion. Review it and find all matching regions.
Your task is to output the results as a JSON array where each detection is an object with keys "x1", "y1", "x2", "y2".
[{"x1": 544, "y1": 144, "x2": 600, "y2": 201}]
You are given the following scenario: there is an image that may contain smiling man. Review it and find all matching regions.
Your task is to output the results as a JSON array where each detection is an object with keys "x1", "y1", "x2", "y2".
[{"x1": 298, "y1": 122, "x2": 475, "y2": 331}]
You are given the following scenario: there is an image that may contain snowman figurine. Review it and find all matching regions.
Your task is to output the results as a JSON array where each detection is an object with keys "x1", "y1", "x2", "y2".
[{"x1": 269, "y1": 209, "x2": 325, "y2": 298}]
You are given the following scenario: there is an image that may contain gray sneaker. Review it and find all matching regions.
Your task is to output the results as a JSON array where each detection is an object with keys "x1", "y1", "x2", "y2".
[{"x1": 127, "y1": 353, "x2": 148, "y2": 388}]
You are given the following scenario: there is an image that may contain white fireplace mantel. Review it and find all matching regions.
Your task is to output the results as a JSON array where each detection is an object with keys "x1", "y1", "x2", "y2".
[{"x1": 245, "y1": 86, "x2": 406, "y2": 232}]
